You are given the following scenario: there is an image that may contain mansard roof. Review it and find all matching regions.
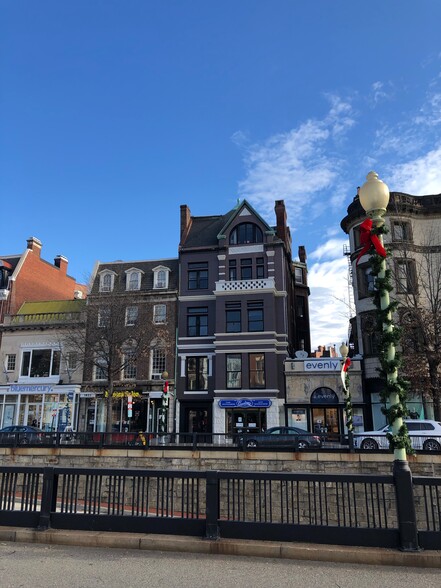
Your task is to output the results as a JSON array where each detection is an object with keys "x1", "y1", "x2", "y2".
[{"x1": 90, "y1": 258, "x2": 179, "y2": 293}]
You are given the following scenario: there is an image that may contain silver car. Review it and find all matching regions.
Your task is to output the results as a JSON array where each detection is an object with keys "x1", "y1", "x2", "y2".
[{"x1": 354, "y1": 419, "x2": 441, "y2": 451}]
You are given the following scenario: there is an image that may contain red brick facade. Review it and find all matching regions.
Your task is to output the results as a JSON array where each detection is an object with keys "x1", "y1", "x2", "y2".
[{"x1": 1, "y1": 237, "x2": 87, "y2": 320}]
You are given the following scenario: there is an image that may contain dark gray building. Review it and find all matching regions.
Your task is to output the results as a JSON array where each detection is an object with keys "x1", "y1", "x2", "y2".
[{"x1": 176, "y1": 199, "x2": 311, "y2": 435}]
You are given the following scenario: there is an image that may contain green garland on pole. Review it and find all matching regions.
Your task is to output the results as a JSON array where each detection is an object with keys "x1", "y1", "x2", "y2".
[
  {"x1": 369, "y1": 223, "x2": 413, "y2": 455},
  {"x1": 344, "y1": 373, "x2": 353, "y2": 433}
]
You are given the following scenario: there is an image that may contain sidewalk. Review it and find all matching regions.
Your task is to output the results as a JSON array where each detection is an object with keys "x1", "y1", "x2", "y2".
[{"x1": 0, "y1": 526, "x2": 440, "y2": 568}]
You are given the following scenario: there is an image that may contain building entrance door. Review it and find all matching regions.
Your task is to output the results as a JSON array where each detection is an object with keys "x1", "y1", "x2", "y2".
[
  {"x1": 18, "y1": 400, "x2": 43, "y2": 428},
  {"x1": 311, "y1": 407, "x2": 340, "y2": 440}
]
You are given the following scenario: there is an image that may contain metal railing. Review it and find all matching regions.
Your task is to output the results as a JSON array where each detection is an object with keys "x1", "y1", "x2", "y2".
[
  {"x1": 0, "y1": 431, "x2": 349, "y2": 451},
  {"x1": 1, "y1": 431, "x2": 440, "y2": 453},
  {"x1": 0, "y1": 464, "x2": 438, "y2": 550}
]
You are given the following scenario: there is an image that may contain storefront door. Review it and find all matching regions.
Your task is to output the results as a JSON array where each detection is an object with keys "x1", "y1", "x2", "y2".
[
  {"x1": 311, "y1": 407, "x2": 340, "y2": 440},
  {"x1": 18, "y1": 397, "x2": 43, "y2": 427},
  {"x1": 179, "y1": 402, "x2": 213, "y2": 439}
]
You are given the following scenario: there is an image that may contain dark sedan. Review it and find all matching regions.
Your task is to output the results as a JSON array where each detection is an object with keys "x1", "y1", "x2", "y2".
[
  {"x1": 0, "y1": 425, "x2": 46, "y2": 445},
  {"x1": 238, "y1": 426, "x2": 322, "y2": 450}
]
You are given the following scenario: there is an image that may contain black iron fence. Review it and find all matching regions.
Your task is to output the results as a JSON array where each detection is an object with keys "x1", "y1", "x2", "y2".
[{"x1": 0, "y1": 464, "x2": 439, "y2": 550}]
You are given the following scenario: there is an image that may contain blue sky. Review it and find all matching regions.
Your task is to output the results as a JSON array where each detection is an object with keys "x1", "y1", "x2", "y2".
[{"x1": 1, "y1": 1, "x2": 441, "y2": 350}]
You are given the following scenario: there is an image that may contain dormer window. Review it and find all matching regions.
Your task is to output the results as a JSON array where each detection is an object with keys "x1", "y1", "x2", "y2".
[
  {"x1": 230, "y1": 223, "x2": 263, "y2": 245},
  {"x1": 153, "y1": 266, "x2": 170, "y2": 289},
  {"x1": 125, "y1": 268, "x2": 143, "y2": 291},
  {"x1": 99, "y1": 270, "x2": 116, "y2": 292}
]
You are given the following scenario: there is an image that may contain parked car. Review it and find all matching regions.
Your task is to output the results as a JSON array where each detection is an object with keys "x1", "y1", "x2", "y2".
[
  {"x1": 237, "y1": 426, "x2": 322, "y2": 450},
  {"x1": 354, "y1": 419, "x2": 441, "y2": 451},
  {"x1": 0, "y1": 425, "x2": 47, "y2": 445}
]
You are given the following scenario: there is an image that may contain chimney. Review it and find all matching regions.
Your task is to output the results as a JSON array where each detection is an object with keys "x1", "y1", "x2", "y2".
[
  {"x1": 274, "y1": 200, "x2": 292, "y2": 254},
  {"x1": 180, "y1": 204, "x2": 192, "y2": 245},
  {"x1": 298, "y1": 246, "x2": 307, "y2": 263},
  {"x1": 274, "y1": 200, "x2": 287, "y2": 241},
  {"x1": 26, "y1": 237, "x2": 42, "y2": 257},
  {"x1": 54, "y1": 255, "x2": 68, "y2": 275}
]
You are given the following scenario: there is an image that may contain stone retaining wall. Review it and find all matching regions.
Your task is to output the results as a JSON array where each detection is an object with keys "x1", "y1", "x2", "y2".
[{"x1": 1, "y1": 448, "x2": 440, "y2": 476}]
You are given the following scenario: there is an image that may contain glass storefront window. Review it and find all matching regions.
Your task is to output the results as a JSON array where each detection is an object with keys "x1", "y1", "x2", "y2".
[
  {"x1": 289, "y1": 408, "x2": 308, "y2": 431},
  {"x1": 42, "y1": 395, "x2": 60, "y2": 431},
  {"x1": 225, "y1": 409, "x2": 266, "y2": 434}
]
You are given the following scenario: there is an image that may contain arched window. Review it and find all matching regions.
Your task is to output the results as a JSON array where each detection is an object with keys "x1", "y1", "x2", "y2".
[
  {"x1": 99, "y1": 272, "x2": 115, "y2": 292},
  {"x1": 229, "y1": 223, "x2": 263, "y2": 245}
]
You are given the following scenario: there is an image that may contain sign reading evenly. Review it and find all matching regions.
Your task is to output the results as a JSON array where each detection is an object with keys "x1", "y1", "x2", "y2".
[
  {"x1": 303, "y1": 360, "x2": 340, "y2": 372},
  {"x1": 218, "y1": 399, "x2": 272, "y2": 409},
  {"x1": 310, "y1": 387, "x2": 339, "y2": 404}
]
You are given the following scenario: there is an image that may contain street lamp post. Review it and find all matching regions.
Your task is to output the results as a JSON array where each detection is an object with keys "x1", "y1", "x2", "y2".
[
  {"x1": 159, "y1": 370, "x2": 169, "y2": 435},
  {"x1": 358, "y1": 171, "x2": 418, "y2": 551},
  {"x1": 339, "y1": 342, "x2": 353, "y2": 450},
  {"x1": 358, "y1": 171, "x2": 408, "y2": 462}
]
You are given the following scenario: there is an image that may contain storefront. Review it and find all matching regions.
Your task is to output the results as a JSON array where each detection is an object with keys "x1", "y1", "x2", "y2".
[
  {"x1": 212, "y1": 398, "x2": 281, "y2": 436},
  {"x1": 284, "y1": 355, "x2": 364, "y2": 438},
  {"x1": 78, "y1": 392, "x2": 152, "y2": 433},
  {"x1": 0, "y1": 383, "x2": 80, "y2": 431}
]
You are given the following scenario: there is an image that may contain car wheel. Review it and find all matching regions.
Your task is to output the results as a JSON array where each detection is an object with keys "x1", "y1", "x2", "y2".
[
  {"x1": 246, "y1": 439, "x2": 258, "y2": 449},
  {"x1": 297, "y1": 440, "x2": 309, "y2": 450},
  {"x1": 423, "y1": 439, "x2": 441, "y2": 451},
  {"x1": 361, "y1": 438, "x2": 379, "y2": 450}
]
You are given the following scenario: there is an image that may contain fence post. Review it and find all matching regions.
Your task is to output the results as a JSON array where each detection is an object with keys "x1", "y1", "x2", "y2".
[
  {"x1": 393, "y1": 460, "x2": 420, "y2": 551},
  {"x1": 205, "y1": 471, "x2": 220, "y2": 540},
  {"x1": 348, "y1": 430, "x2": 354, "y2": 453},
  {"x1": 38, "y1": 467, "x2": 57, "y2": 530}
]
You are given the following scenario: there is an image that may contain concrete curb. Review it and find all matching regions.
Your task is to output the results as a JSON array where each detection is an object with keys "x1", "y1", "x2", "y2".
[{"x1": 0, "y1": 527, "x2": 440, "y2": 568}]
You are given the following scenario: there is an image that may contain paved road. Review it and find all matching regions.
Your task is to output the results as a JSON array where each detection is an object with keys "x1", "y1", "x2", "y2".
[{"x1": 0, "y1": 543, "x2": 440, "y2": 588}]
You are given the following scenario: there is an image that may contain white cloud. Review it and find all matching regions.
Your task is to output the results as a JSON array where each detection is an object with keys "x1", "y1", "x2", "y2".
[
  {"x1": 387, "y1": 145, "x2": 441, "y2": 194},
  {"x1": 370, "y1": 81, "x2": 394, "y2": 105},
  {"x1": 308, "y1": 256, "x2": 351, "y2": 350},
  {"x1": 309, "y1": 238, "x2": 349, "y2": 261},
  {"x1": 234, "y1": 95, "x2": 356, "y2": 223}
]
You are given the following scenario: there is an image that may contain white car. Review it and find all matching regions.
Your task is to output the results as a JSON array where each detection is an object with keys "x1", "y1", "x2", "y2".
[{"x1": 354, "y1": 419, "x2": 441, "y2": 451}]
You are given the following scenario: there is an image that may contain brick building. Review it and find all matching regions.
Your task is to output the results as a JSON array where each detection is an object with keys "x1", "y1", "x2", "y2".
[
  {"x1": 0, "y1": 237, "x2": 87, "y2": 323},
  {"x1": 80, "y1": 258, "x2": 179, "y2": 433}
]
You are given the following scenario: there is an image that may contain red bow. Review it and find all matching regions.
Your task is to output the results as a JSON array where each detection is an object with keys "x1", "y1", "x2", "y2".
[
  {"x1": 356, "y1": 218, "x2": 387, "y2": 265},
  {"x1": 341, "y1": 357, "x2": 351, "y2": 392}
]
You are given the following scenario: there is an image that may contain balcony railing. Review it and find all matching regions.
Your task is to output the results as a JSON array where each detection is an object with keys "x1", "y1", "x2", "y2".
[
  {"x1": 215, "y1": 277, "x2": 275, "y2": 292},
  {"x1": 4, "y1": 312, "x2": 86, "y2": 326}
]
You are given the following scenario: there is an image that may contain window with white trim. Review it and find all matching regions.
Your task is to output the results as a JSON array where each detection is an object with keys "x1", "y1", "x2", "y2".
[
  {"x1": 125, "y1": 306, "x2": 139, "y2": 326},
  {"x1": 226, "y1": 354, "x2": 241, "y2": 389},
  {"x1": 153, "y1": 304, "x2": 166, "y2": 324},
  {"x1": 98, "y1": 308, "x2": 110, "y2": 328},
  {"x1": 154, "y1": 268, "x2": 168, "y2": 289},
  {"x1": 66, "y1": 351, "x2": 78, "y2": 371},
  {"x1": 20, "y1": 349, "x2": 61, "y2": 378},
  {"x1": 186, "y1": 356, "x2": 208, "y2": 391},
  {"x1": 126, "y1": 270, "x2": 141, "y2": 291},
  {"x1": 94, "y1": 356, "x2": 107, "y2": 380},
  {"x1": 99, "y1": 272, "x2": 115, "y2": 292},
  {"x1": 6, "y1": 354, "x2": 16, "y2": 371},
  {"x1": 151, "y1": 348, "x2": 166, "y2": 379},
  {"x1": 123, "y1": 349, "x2": 137, "y2": 379}
]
